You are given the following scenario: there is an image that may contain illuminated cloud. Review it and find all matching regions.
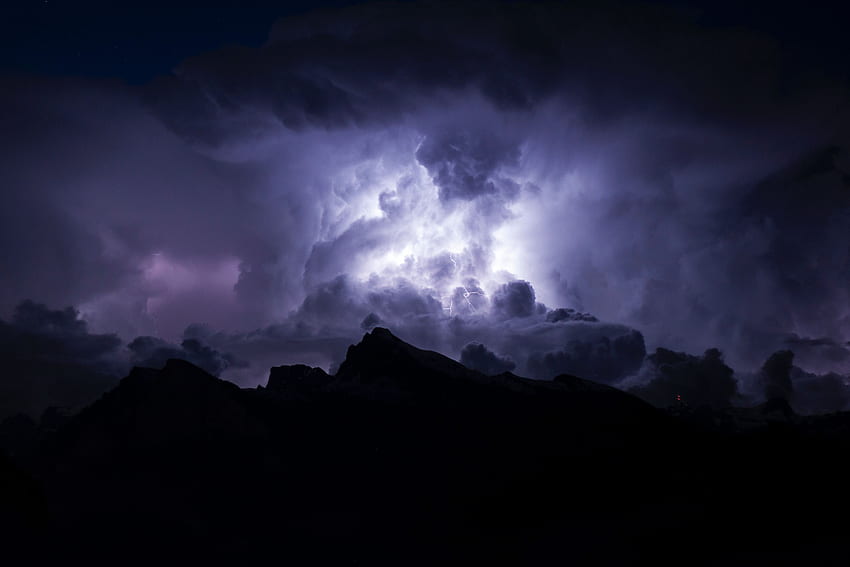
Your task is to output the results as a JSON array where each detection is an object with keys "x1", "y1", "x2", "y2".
[{"x1": 1, "y1": 1, "x2": 849, "y2": 406}]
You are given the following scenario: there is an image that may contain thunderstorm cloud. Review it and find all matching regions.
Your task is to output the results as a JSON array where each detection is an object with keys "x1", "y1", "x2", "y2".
[{"x1": 2, "y1": 1, "x2": 850, "y2": 415}]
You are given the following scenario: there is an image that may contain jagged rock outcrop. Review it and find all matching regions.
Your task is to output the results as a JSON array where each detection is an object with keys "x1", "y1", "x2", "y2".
[{"x1": 265, "y1": 363, "x2": 332, "y2": 397}]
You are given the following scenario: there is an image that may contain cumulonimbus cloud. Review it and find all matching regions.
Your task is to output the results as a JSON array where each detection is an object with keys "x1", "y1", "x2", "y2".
[{"x1": 1, "y1": 1, "x2": 849, "y2": 413}]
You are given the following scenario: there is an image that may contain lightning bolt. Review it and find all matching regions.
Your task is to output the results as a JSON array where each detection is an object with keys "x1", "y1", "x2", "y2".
[
  {"x1": 442, "y1": 253, "x2": 483, "y2": 315},
  {"x1": 461, "y1": 286, "x2": 483, "y2": 312},
  {"x1": 442, "y1": 297, "x2": 454, "y2": 315}
]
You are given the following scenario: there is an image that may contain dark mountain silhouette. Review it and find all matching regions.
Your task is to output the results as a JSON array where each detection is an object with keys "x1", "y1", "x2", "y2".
[{"x1": 4, "y1": 328, "x2": 850, "y2": 565}]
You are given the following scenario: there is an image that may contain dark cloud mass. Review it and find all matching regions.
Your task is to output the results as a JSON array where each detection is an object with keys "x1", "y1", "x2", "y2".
[
  {"x1": 527, "y1": 328, "x2": 647, "y2": 383},
  {"x1": 127, "y1": 335, "x2": 248, "y2": 377},
  {"x1": 415, "y1": 131, "x2": 521, "y2": 202},
  {"x1": 791, "y1": 367, "x2": 850, "y2": 414},
  {"x1": 459, "y1": 342, "x2": 516, "y2": 376},
  {"x1": 491, "y1": 280, "x2": 540, "y2": 320},
  {"x1": 761, "y1": 350, "x2": 795, "y2": 402},
  {"x1": 628, "y1": 347, "x2": 738, "y2": 409},
  {"x1": 2, "y1": 1, "x2": 850, "y2": 413},
  {"x1": 0, "y1": 301, "x2": 124, "y2": 418},
  {"x1": 546, "y1": 308, "x2": 598, "y2": 323}
]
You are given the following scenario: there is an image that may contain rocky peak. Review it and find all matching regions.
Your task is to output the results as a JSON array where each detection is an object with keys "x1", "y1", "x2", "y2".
[
  {"x1": 335, "y1": 327, "x2": 474, "y2": 383},
  {"x1": 266, "y1": 364, "x2": 332, "y2": 396}
]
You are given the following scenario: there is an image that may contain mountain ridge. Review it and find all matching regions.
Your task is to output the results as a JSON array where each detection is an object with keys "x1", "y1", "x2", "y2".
[{"x1": 4, "y1": 327, "x2": 850, "y2": 565}]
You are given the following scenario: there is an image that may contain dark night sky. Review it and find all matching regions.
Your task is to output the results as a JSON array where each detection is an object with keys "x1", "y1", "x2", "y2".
[
  {"x1": 1, "y1": 0, "x2": 384, "y2": 81},
  {"x1": 2, "y1": 0, "x2": 850, "y2": 417},
  {"x1": 3, "y1": 1, "x2": 848, "y2": 82}
]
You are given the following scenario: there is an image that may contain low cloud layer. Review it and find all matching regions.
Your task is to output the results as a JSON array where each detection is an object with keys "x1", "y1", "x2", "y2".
[
  {"x1": 628, "y1": 347, "x2": 738, "y2": 409},
  {"x1": 459, "y1": 342, "x2": 516, "y2": 376},
  {"x1": 0, "y1": 301, "x2": 124, "y2": 418},
  {"x1": 0, "y1": 301, "x2": 249, "y2": 419},
  {"x1": 128, "y1": 335, "x2": 248, "y2": 377},
  {"x1": 2, "y1": 2, "x2": 850, "y2": 415},
  {"x1": 528, "y1": 329, "x2": 646, "y2": 384}
]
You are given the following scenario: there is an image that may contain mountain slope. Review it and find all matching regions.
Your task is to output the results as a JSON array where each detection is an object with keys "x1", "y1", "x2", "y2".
[{"x1": 5, "y1": 328, "x2": 850, "y2": 565}]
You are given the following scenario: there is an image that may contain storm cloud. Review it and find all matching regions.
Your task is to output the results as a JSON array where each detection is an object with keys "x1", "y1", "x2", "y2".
[
  {"x1": 2, "y1": 1, "x2": 850, "y2": 407},
  {"x1": 128, "y1": 334, "x2": 248, "y2": 377},
  {"x1": 628, "y1": 347, "x2": 739, "y2": 409},
  {"x1": 0, "y1": 301, "x2": 124, "y2": 419},
  {"x1": 459, "y1": 342, "x2": 516, "y2": 376},
  {"x1": 761, "y1": 350, "x2": 795, "y2": 402},
  {"x1": 790, "y1": 367, "x2": 850, "y2": 414},
  {"x1": 527, "y1": 328, "x2": 647, "y2": 383}
]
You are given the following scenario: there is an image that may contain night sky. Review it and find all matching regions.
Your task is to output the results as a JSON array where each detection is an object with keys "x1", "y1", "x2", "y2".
[{"x1": 3, "y1": 0, "x2": 850, "y2": 417}]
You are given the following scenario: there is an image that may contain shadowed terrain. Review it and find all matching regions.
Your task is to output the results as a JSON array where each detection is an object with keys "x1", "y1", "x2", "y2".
[{"x1": 3, "y1": 328, "x2": 850, "y2": 565}]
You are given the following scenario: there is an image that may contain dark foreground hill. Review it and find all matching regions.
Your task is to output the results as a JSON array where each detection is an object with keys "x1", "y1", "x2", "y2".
[{"x1": 4, "y1": 328, "x2": 850, "y2": 565}]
